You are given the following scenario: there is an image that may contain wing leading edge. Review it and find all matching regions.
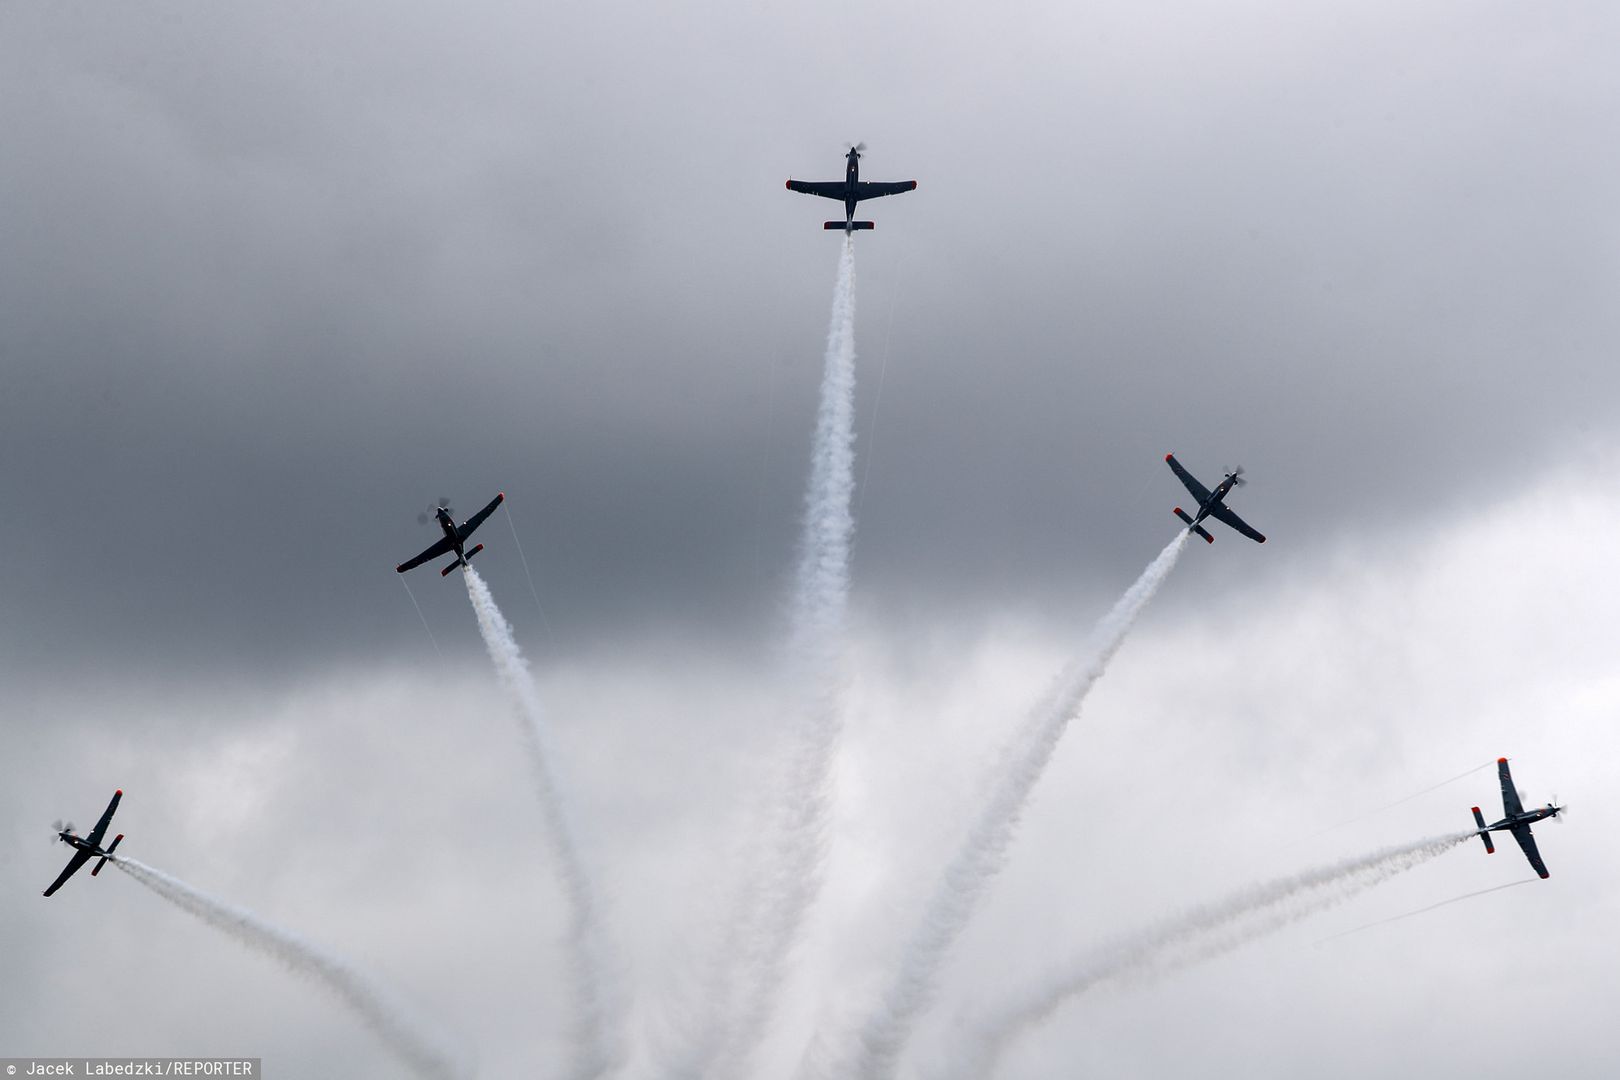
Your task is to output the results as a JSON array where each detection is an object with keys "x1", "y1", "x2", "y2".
[
  {"x1": 456, "y1": 493, "x2": 505, "y2": 541},
  {"x1": 1511, "y1": 825, "x2": 1550, "y2": 878},
  {"x1": 1209, "y1": 504, "x2": 1267, "y2": 544},
  {"x1": 786, "y1": 180, "x2": 848, "y2": 201},
  {"x1": 85, "y1": 790, "x2": 122, "y2": 849},
  {"x1": 396, "y1": 535, "x2": 455, "y2": 574},
  {"x1": 1498, "y1": 758, "x2": 1525, "y2": 817},
  {"x1": 1165, "y1": 454, "x2": 1211, "y2": 503},
  {"x1": 43, "y1": 849, "x2": 94, "y2": 897},
  {"x1": 852, "y1": 180, "x2": 917, "y2": 201}
]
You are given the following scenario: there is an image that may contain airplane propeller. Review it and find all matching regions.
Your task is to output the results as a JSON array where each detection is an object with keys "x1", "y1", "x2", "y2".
[
  {"x1": 51, "y1": 820, "x2": 74, "y2": 841},
  {"x1": 1552, "y1": 796, "x2": 1569, "y2": 822},
  {"x1": 1228, "y1": 465, "x2": 1247, "y2": 487},
  {"x1": 848, "y1": 140, "x2": 867, "y2": 156},
  {"x1": 416, "y1": 498, "x2": 455, "y2": 525}
]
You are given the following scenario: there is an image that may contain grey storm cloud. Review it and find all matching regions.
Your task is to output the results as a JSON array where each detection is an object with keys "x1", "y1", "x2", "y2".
[{"x1": 4, "y1": 0, "x2": 1618, "y2": 677}]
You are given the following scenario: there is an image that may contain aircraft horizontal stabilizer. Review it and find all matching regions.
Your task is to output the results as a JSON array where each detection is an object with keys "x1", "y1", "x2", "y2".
[
  {"x1": 1471, "y1": 807, "x2": 1494, "y2": 853},
  {"x1": 824, "y1": 221, "x2": 875, "y2": 231},
  {"x1": 439, "y1": 543, "x2": 484, "y2": 576},
  {"x1": 1173, "y1": 507, "x2": 1215, "y2": 544},
  {"x1": 92, "y1": 834, "x2": 123, "y2": 876}
]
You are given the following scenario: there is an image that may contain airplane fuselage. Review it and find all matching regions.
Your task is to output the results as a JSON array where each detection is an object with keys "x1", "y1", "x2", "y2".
[
  {"x1": 59, "y1": 832, "x2": 108, "y2": 856},
  {"x1": 1192, "y1": 477, "x2": 1239, "y2": 525},
  {"x1": 842, "y1": 150, "x2": 861, "y2": 225},
  {"x1": 434, "y1": 509, "x2": 465, "y2": 560},
  {"x1": 1483, "y1": 806, "x2": 1559, "y2": 832}
]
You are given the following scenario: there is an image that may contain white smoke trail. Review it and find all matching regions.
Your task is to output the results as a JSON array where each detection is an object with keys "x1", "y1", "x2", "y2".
[
  {"x1": 935, "y1": 832, "x2": 1471, "y2": 1080},
  {"x1": 1314, "y1": 877, "x2": 1536, "y2": 945},
  {"x1": 671, "y1": 238, "x2": 860, "y2": 1080},
  {"x1": 463, "y1": 565, "x2": 620, "y2": 1080},
  {"x1": 812, "y1": 533, "x2": 1189, "y2": 1080},
  {"x1": 111, "y1": 856, "x2": 466, "y2": 1080}
]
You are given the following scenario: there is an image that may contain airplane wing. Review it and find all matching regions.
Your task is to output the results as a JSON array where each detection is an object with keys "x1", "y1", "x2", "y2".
[
  {"x1": 786, "y1": 180, "x2": 848, "y2": 201},
  {"x1": 456, "y1": 492, "x2": 505, "y2": 542},
  {"x1": 396, "y1": 535, "x2": 456, "y2": 574},
  {"x1": 1498, "y1": 758, "x2": 1524, "y2": 816},
  {"x1": 1164, "y1": 454, "x2": 1212, "y2": 503},
  {"x1": 1208, "y1": 504, "x2": 1267, "y2": 544},
  {"x1": 1510, "y1": 824, "x2": 1550, "y2": 878},
  {"x1": 44, "y1": 848, "x2": 94, "y2": 897},
  {"x1": 84, "y1": 790, "x2": 122, "y2": 849},
  {"x1": 851, "y1": 180, "x2": 917, "y2": 201}
]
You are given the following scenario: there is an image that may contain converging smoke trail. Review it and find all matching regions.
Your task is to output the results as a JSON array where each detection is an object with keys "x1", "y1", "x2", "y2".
[
  {"x1": 1315, "y1": 878, "x2": 1536, "y2": 945},
  {"x1": 936, "y1": 832, "x2": 1472, "y2": 1080},
  {"x1": 111, "y1": 857, "x2": 466, "y2": 1080},
  {"x1": 463, "y1": 566, "x2": 620, "y2": 1080},
  {"x1": 673, "y1": 238, "x2": 860, "y2": 1080},
  {"x1": 816, "y1": 533, "x2": 1189, "y2": 1080}
]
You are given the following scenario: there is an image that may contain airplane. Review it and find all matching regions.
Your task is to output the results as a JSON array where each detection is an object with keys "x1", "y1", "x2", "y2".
[
  {"x1": 396, "y1": 492, "x2": 505, "y2": 577},
  {"x1": 786, "y1": 144, "x2": 917, "y2": 233},
  {"x1": 44, "y1": 790, "x2": 124, "y2": 897},
  {"x1": 1471, "y1": 757, "x2": 1562, "y2": 879},
  {"x1": 1164, "y1": 453, "x2": 1267, "y2": 545}
]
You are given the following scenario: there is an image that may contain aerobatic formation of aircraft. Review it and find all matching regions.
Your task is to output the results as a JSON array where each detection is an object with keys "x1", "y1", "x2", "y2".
[
  {"x1": 1472, "y1": 757, "x2": 1562, "y2": 879},
  {"x1": 395, "y1": 492, "x2": 505, "y2": 577},
  {"x1": 1164, "y1": 453, "x2": 1267, "y2": 544},
  {"x1": 786, "y1": 144, "x2": 917, "y2": 233},
  {"x1": 44, "y1": 790, "x2": 124, "y2": 897}
]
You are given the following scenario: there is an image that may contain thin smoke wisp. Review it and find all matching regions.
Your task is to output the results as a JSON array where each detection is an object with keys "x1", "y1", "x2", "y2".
[{"x1": 937, "y1": 832, "x2": 1472, "y2": 1080}]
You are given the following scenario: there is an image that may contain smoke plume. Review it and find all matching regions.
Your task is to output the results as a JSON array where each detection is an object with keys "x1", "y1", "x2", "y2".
[
  {"x1": 673, "y1": 237, "x2": 861, "y2": 1080},
  {"x1": 936, "y1": 832, "x2": 1471, "y2": 1080},
  {"x1": 463, "y1": 565, "x2": 621, "y2": 1080},
  {"x1": 112, "y1": 856, "x2": 466, "y2": 1080},
  {"x1": 815, "y1": 532, "x2": 1189, "y2": 1080}
]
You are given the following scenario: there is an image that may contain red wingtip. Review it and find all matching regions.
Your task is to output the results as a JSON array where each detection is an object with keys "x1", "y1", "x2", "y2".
[
  {"x1": 785, "y1": 179, "x2": 792, "y2": 189},
  {"x1": 1165, "y1": 452, "x2": 1174, "y2": 461},
  {"x1": 498, "y1": 492, "x2": 505, "y2": 500},
  {"x1": 1540, "y1": 870, "x2": 1550, "y2": 879},
  {"x1": 1471, "y1": 806, "x2": 1480, "y2": 814},
  {"x1": 115, "y1": 789, "x2": 123, "y2": 796},
  {"x1": 1498, "y1": 757, "x2": 1508, "y2": 764}
]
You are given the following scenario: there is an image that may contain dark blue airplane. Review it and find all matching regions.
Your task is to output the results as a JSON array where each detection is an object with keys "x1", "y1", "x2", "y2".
[
  {"x1": 396, "y1": 492, "x2": 504, "y2": 577},
  {"x1": 1165, "y1": 454, "x2": 1266, "y2": 544},
  {"x1": 786, "y1": 144, "x2": 916, "y2": 233},
  {"x1": 45, "y1": 790, "x2": 124, "y2": 897},
  {"x1": 1472, "y1": 758, "x2": 1562, "y2": 879}
]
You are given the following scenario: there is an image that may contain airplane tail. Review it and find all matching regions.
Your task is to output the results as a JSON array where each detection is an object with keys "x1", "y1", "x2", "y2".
[
  {"x1": 92, "y1": 834, "x2": 123, "y2": 876},
  {"x1": 824, "y1": 221, "x2": 875, "y2": 231},
  {"x1": 1173, "y1": 507, "x2": 1215, "y2": 544},
  {"x1": 439, "y1": 543, "x2": 485, "y2": 577},
  {"x1": 1471, "y1": 807, "x2": 1494, "y2": 853}
]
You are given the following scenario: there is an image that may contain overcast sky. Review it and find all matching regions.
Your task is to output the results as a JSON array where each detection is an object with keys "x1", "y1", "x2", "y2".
[{"x1": 3, "y1": 1, "x2": 1618, "y2": 1076}]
